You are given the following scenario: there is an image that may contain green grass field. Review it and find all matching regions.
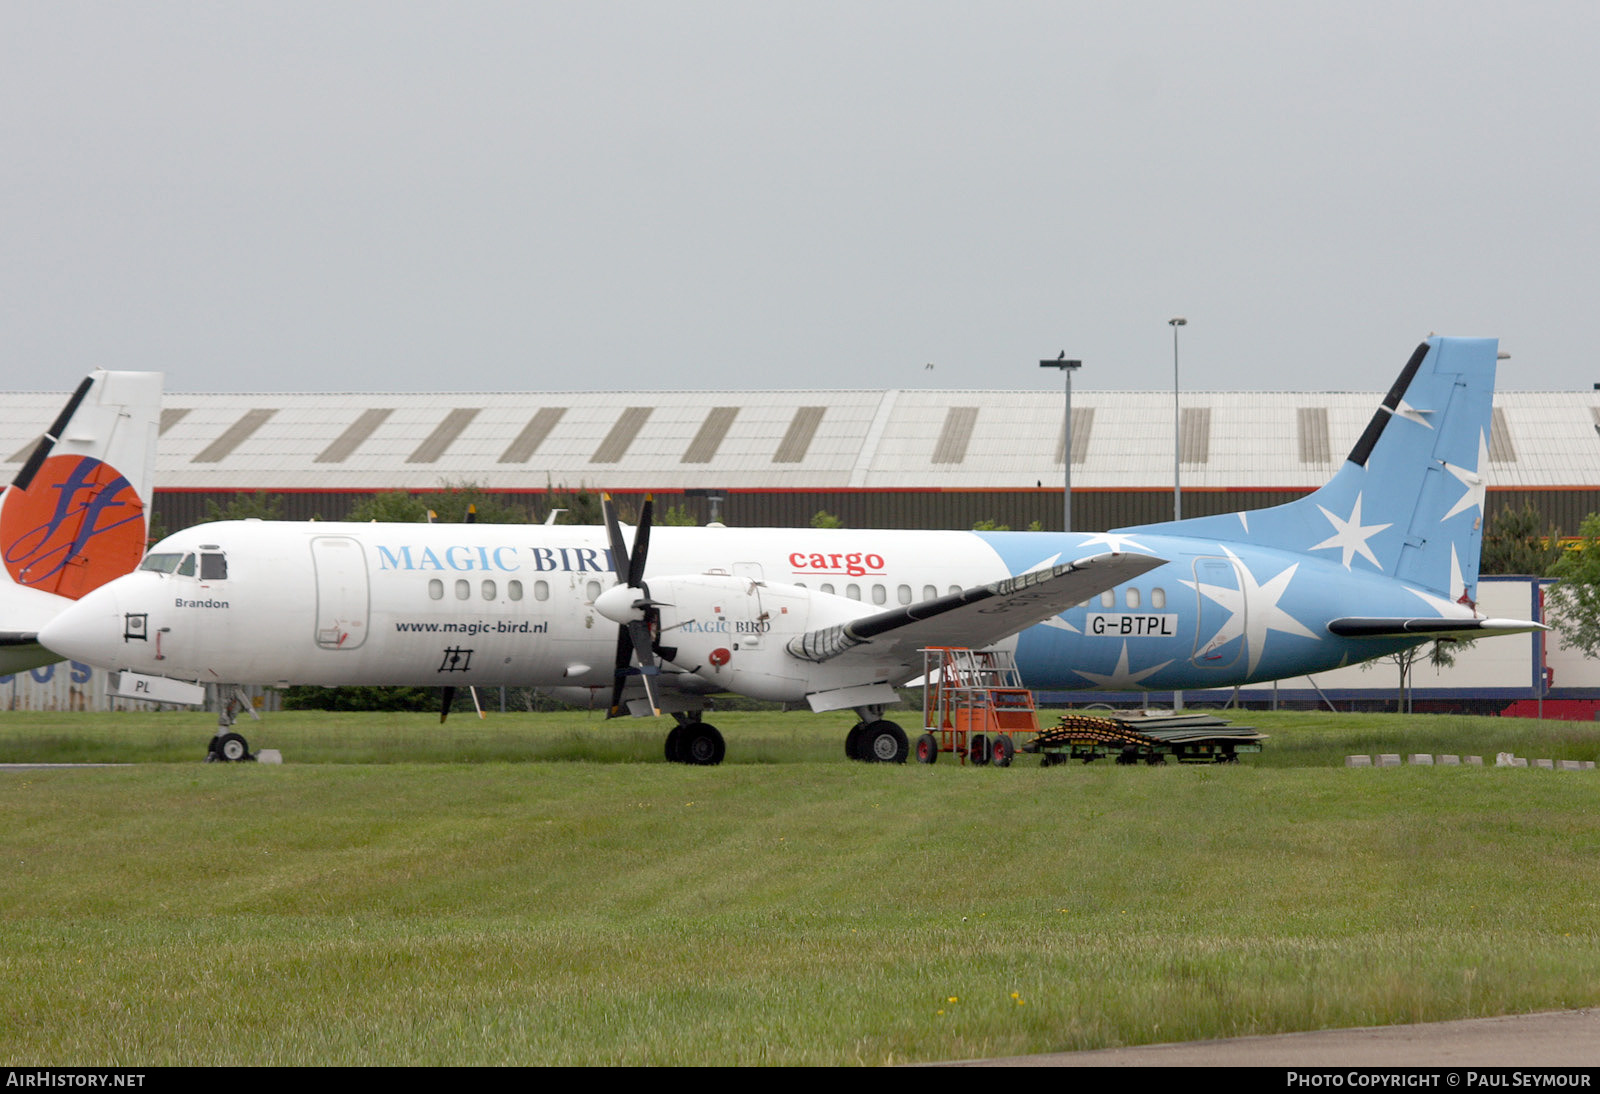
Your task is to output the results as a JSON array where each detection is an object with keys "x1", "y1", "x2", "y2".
[{"x1": 3, "y1": 708, "x2": 1599, "y2": 1065}]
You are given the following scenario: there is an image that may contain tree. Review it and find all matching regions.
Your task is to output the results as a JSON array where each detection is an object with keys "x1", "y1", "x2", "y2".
[
  {"x1": 1362, "y1": 638, "x2": 1473, "y2": 713},
  {"x1": 204, "y1": 491, "x2": 287, "y2": 523},
  {"x1": 1481, "y1": 500, "x2": 1562, "y2": 576},
  {"x1": 1547, "y1": 513, "x2": 1600, "y2": 656},
  {"x1": 810, "y1": 510, "x2": 845, "y2": 529},
  {"x1": 972, "y1": 519, "x2": 1043, "y2": 532},
  {"x1": 345, "y1": 482, "x2": 529, "y2": 525}
]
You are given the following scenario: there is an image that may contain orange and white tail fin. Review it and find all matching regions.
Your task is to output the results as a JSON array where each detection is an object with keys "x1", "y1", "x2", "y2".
[{"x1": 1, "y1": 371, "x2": 162, "y2": 601}]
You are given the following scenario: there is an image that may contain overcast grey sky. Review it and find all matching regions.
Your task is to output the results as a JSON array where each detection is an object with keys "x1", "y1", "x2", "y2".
[{"x1": 2, "y1": 1, "x2": 1594, "y2": 394}]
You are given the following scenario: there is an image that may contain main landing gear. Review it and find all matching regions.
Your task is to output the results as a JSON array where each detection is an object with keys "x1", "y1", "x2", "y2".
[
  {"x1": 664, "y1": 713, "x2": 725, "y2": 766},
  {"x1": 844, "y1": 707, "x2": 908, "y2": 764},
  {"x1": 205, "y1": 686, "x2": 258, "y2": 763}
]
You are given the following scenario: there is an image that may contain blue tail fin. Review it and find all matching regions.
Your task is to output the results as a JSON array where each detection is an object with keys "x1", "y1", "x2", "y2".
[{"x1": 1122, "y1": 336, "x2": 1497, "y2": 604}]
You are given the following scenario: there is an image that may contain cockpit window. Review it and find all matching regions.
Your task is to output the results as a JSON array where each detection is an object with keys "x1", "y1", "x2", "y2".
[
  {"x1": 177, "y1": 554, "x2": 197, "y2": 577},
  {"x1": 200, "y1": 553, "x2": 227, "y2": 580},
  {"x1": 139, "y1": 553, "x2": 184, "y2": 574}
]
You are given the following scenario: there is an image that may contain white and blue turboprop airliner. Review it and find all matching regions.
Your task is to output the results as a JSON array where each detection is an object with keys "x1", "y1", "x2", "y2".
[{"x1": 39, "y1": 337, "x2": 1540, "y2": 764}]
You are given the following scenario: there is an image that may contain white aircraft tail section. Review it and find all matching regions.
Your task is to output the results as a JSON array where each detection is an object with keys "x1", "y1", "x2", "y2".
[{"x1": 0, "y1": 370, "x2": 162, "y2": 600}]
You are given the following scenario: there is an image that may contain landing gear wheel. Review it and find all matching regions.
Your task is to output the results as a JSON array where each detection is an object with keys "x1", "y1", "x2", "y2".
[
  {"x1": 991, "y1": 734, "x2": 1015, "y2": 768},
  {"x1": 862, "y1": 721, "x2": 908, "y2": 765},
  {"x1": 680, "y1": 724, "x2": 725, "y2": 766},
  {"x1": 211, "y1": 732, "x2": 251, "y2": 763},
  {"x1": 845, "y1": 723, "x2": 866, "y2": 762},
  {"x1": 915, "y1": 733, "x2": 939, "y2": 764},
  {"x1": 664, "y1": 726, "x2": 684, "y2": 764},
  {"x1": 969, "y1": 733, "x2": 991, "y2": 766}
]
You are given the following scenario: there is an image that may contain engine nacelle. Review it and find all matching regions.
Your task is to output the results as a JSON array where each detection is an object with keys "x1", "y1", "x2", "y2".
[{"x1": 611, "y1": 573, "x2": 883, "y2": 703}]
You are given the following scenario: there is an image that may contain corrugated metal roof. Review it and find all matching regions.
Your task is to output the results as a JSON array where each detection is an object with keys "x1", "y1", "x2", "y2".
[{"x1": 2, "y1": 387, "x2": 1597, "y2": 492}]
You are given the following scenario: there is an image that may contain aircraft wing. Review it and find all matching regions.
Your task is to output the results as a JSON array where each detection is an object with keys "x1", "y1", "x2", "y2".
[
  {"x1": 786, "y1": 552, "x2": 1167, "y2": 667},
  {"x1": 1327, "y1": 617, "x2": 1548, "y2": 639}
]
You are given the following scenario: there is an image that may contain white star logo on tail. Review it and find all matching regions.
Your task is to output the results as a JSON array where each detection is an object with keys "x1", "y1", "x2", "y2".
[
  {"x1": 1309, "y1": 493, "x2": 1392, "y2": 570},
  {"x1": 1442, "y1": 431, "x2": 1489, "y2": 523}
]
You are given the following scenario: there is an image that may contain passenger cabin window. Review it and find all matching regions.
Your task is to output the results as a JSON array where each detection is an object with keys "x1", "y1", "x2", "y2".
[
  {"x1": 1126, "y1": 587, "x2": 1141, "y2": 609},
  {"x1": 1100, "y1": 590, "x2": 1115, "y2": 608},
  {"x1": 1151, "y1": 587, "x2": 1166, "y2": 609},
  {"x1": 481, "y1": 580, "x2": 496, "y2": 600},
  {"x1": 509, "y1": 580, "x2": 523, "y2": 601},
  {"x1": 429, "y1": 579, "x2": 444, "y2": 600},
  {"x1": 455, "y1": 579, "x2": 470, "y2": 600}
]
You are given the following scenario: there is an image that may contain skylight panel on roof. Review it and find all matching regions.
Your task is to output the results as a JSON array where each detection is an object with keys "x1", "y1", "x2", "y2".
[
  {"x1": 500, "y1": 406, "x2": 567, "y2": 463},
  {"x1": 193, "y1": 408, "x2": 278, "y2": 463},
  {"x1": 407, "y1": 408, "x2": 480, "y2": 464},
  {"x1": 317, "y1": 408, "x2": 394, "y2": 464},
  {"x1": 591, "y1": 407, "x2": 652, "y2": 464},
  {"x1": 682, "y1": 407, "x2": 738, "y2": 464},
  {"x1": 773, "y1": 406, "x2": 825, "y2": 463}
]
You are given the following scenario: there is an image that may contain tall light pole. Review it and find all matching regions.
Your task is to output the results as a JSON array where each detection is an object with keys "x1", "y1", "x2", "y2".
[
  {"x1": 1169, "y1": 317, "x2": 1187, "y2": 520},
  {"x1": 1168, "y1": 317, "x2": 1186, "y2": 713},
  {"x1": 1040, "y1": 356, "x2": 1082, "y2": 532}
]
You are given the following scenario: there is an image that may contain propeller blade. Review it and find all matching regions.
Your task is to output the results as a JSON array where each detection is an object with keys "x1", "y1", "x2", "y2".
[
  {"x1": 608, "y1": 626, "x2": 633, "y2": 718},
  {"x1": 628, "y1": 618, "x2": 661, "y2": 715},
  {"x1": 628, "y1": 495, "x2": 653, "y2": 588},
  {"x1": 601, "y1": 493, "x2": 629, "y2": 582}
]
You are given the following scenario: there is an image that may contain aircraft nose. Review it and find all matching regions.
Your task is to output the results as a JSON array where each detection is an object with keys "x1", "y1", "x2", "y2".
[{"x1": 38, "y1": 584, "x2": 124, "y2": 667}]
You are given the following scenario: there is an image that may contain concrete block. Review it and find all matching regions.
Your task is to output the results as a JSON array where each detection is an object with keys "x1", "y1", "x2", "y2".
[
  {"x1": 1466, "y1": 756, "x2": 1483, "y2": 765},
  {"x1": 1409, "y1": 754, "x2": 1434, "y2": 765},
  {"x1": 1346, "y1": 755, "x2": 1372, "y2": 767},
  {"x1": 1438, "y1": 755, "x2": 1460, "y2": 765},
  {"x1": 1377, "y1": 754, "x2": 1401, "y2": 767}
]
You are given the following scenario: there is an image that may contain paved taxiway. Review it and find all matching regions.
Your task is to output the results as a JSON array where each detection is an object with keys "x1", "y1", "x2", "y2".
[{"x1": 951, "y1": 1009, "x2": 1600, "y2": 1067}]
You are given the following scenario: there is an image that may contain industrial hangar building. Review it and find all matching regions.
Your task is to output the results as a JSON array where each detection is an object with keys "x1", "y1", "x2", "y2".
[{"x1": 2, "y1": 385, "x2": 1598, "y2": 536}]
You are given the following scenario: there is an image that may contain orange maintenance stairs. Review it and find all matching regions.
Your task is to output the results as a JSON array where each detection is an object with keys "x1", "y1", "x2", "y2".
[{"x1": 916, "y1": 646, "x2": 1041, "y2": 766}]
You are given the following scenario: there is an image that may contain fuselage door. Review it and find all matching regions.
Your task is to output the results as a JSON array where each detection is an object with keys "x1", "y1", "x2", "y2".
[
  {"x1": 1190, "y1": 556, "x2": 1245, "y2": 670},
  {"x1": 311, "y1": 536, "x2": 370, "y2": 650}
]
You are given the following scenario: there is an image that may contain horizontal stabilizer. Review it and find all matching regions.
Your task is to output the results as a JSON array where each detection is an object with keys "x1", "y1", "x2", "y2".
[
  {"x1": 787, "y1": 552, "x2": 1167, "y2": 665},
  {"x1": 1327, "y1": 617, "x2": 1547, "y2": 639}
]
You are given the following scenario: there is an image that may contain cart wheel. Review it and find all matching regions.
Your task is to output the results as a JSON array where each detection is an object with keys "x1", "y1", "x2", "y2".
[
  {"x1": 992, "y1": 734, "x2": 1015, "y2": 768},
  {"x1": 915, "y1": 733, "x2": 939, "y2": 764},
  {"x1": 970, "y1": 734, "x2": 991, "y2": 766}
]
